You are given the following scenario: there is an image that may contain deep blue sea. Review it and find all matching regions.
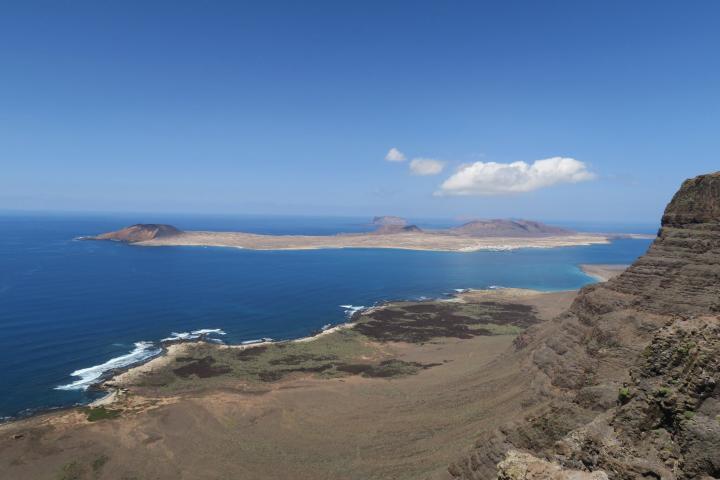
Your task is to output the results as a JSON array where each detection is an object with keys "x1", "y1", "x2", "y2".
[{"x1": 0, "y1": 213, "x2": 656, "y2": 419}]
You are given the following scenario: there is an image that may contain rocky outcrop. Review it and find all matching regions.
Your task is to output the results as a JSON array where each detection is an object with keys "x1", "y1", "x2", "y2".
[
  {"x1": 497, "y1": 451, "x2": 609, "y2": 480},
  {"x1": 90, "y1": 224, "x2": 182, "y2": 243},
  {"x1": 451, "y1": 219, "x2": 573, "y2": 237},
  {"x1": 447, "y1": 172, "x2": 720, "y2": 480}
]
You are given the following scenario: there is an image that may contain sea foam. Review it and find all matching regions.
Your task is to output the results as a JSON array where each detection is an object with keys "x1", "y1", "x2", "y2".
[
  {"x1": 339, "y1": 304, "x2": 365, "y2": 317},
  {"x1": 56, "y1": 328, "x2": 228, "y2": 391},
  {"x1": 160, "y1": 328, "x2": 226, "y2": 342},
  {"x1": 55, "y1": 341, "x2": 162, "y2": 391}
]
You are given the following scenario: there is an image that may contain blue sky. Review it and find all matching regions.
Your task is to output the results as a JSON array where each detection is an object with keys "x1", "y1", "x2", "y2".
[{"x1": 1, "y1": 1, "x2": 719, "y2": 222}]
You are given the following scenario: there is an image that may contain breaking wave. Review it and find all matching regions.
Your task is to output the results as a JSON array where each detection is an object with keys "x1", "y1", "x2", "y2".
[
  {"x1": 55, "y1": 341, "x2": 162, "y2": 391},
  {"x1": 56, "y1": 328, "x2": 227, "y2": 391},
  {"x1": 160, "y1": 328, "x2": 226, "y2": 342},
  {"x1": 339, "y1": 304, "x2": 365, "y2": 317}
]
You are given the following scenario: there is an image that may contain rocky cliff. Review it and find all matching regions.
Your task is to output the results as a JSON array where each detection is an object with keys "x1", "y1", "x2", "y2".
[{"x1": 447, "y1": 172, "x2": 720, "y2": 479}]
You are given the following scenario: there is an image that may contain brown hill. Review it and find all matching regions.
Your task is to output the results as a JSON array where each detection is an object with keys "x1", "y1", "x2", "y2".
[
  {"x1": 448, "y1": 172, "x2": 720, "y2": 479},
  {"x1": 91, "y1": 224, "x2": 182, "y2": 243},
  {"x1": 450, "y1": 219, "x2": 573, "y2": 237}
]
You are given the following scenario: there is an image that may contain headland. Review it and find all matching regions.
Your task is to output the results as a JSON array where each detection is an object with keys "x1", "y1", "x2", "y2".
[{"x1": 0, "y1": 286, "x2": 576, "y2": 479}]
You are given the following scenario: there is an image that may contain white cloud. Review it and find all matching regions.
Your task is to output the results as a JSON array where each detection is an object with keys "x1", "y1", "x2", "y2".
[
  {"x1": 385, "y1": 147, "x2": 406, "y2": 162},
  {"x1": 437, "y1": 157, "x2": 595, "y2": 196},
  {"x1": 409, "y1": 158, "x2": 445, "y2": 176}
]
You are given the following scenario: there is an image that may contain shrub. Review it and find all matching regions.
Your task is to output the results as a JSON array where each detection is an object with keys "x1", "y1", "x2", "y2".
[
  {"x1": 83, "y1": 406, "x2": 120, "y2": 422},
  {"x1": 655, "y1": 387, "x2": 671, "y2": 397},
  {"x1": 618, "y1": 387, "x2": 631, "y2": 404}
]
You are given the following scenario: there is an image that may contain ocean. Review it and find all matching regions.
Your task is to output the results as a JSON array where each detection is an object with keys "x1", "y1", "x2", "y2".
[{"x1": 0, "y1": 213, "x2": 655, "y2": 419}]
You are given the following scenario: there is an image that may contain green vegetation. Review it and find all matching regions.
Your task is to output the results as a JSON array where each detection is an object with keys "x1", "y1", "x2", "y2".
[
  {"x1": 655, "y1": 386, "x2": 671, "y2": 397},
  {"x1": 675, "y1": 341, "x2": 697, "y2": 360},
  {"x1": 130, "y1": 327, "x2": 450, "y2": 391},
  {"x1": 128, "y1": 298, "x2": 538, "y2": 392},
  {"x1": 618, "y1": 387, "x2": 631, "y2": 404},
  {"x1": 135, "y1": 329, "x2": 377, "y2": 389},
  {"x1": 683, "y1": 410, "x2": 695, "y2": 420},
  {"x1": 83, "y1": 406, "x2": 121, "y2": 422}
]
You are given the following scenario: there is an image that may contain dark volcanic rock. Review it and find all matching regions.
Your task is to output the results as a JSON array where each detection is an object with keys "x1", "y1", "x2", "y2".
[
  {"x1": 355, "y1": 301, "x2": 539, "y2": 343},
  {"x1": 90, "y1": 224, "x2": 182, "y2": 243},
  {"x1": 448, "y1": 172, "x2": 720, "y2": 480}
]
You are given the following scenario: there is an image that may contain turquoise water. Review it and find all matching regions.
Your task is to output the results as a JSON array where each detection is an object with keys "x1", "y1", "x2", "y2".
[{"x1": 0, "y1": 213, "x2": 654, "y2": 419}]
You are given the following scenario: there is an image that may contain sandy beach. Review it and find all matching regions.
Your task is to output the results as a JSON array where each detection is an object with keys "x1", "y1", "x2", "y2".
[{"x1": 579, "y1": 263, "x2": 629, "y2": 281}]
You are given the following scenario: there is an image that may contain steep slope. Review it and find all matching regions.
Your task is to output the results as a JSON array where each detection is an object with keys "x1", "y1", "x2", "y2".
[{"x1": 447, "y1": 172, "x2": 720, "y2": 479}]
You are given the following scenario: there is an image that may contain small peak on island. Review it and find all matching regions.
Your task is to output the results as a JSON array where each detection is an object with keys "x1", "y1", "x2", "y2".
[
  {"x1": 371, "y1": 216, "x2": 422, "y2": 234},
  {"x1": 371, "y1": 216, "x2": 407, "y2": 227},
  {"x1": 90, "y1": 224, "x2": 183, "y2": 243},
  {"x1": 450, "y1": 218, "x2": 573, "y2": 237},
  {"x1": 375, "y1": 224, "x2": 423, "y2": 234}
]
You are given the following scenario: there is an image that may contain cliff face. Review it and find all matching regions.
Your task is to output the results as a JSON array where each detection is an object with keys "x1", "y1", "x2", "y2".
[
  {"x1": 92, "y1": 224, "x2": 182, "y2": 243},
  {"x1": 448, "y1": 172, "x2": 720, "y2": 480}
]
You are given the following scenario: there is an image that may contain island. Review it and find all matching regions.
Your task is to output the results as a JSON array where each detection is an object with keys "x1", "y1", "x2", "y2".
[
  {"x1": 3, "y1": 172, "x2": 720, "y2": 480},
  {"x1": 84, "y1": 218, "x2": 650, "y2": 252}
]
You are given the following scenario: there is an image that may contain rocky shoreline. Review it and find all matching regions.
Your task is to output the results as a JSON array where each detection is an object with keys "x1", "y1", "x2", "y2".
[{"x1": 1, "y1": 274, "x2": 613, "y2": 426}]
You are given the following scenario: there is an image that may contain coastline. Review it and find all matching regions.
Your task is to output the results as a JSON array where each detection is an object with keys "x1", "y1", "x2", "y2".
[
  {"x1": 1, "y1": 265, "x2": 619, "y2": 424},
  {"x1": 579, "y1": 263, "x2": 629, "y2": 281},
  {"x1": 86, "y1": 286, "x2": 576, "y2": 406},
  {"x1": 0, "y1": 285, "x2": 580, "y2": 479},
  {"x1": 102, "y1": 321, "x2": 358, "y2": 392}
]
